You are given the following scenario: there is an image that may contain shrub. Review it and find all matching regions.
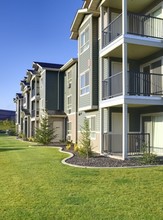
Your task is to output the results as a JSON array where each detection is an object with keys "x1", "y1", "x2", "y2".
[
  {"x1": 66, "y1": 143, "x2": 71, "y2": 150},
  {"x1": 28, "y1": 137, "x2": 35, "y2": 142},
  {"x1": 79, "y1": 118, "x2": 92, "y2": 160},
  {"x1": 140, "y1": 143, "x2": 157, "y2": 165},
  {"x1": 35, "y1": 112, "x2": 57, "y2": 145},
  {"x1": 74, "y1": 143, "x2": 79, "y2": 152}
]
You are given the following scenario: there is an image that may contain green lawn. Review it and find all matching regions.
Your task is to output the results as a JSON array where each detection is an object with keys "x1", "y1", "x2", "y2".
[{"x1": 0, "y1": 135, "x2": 163, "y2": 220}]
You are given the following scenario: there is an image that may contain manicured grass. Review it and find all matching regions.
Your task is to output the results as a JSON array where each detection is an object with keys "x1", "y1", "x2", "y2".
[{"x1": 0, "y1": 136, "x2": 163, "y2": 220}]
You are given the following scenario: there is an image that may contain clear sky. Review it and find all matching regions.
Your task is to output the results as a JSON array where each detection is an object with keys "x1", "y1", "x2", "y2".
[{"x1": 0, "y1": 0, "x2": 83, "y2": 111}]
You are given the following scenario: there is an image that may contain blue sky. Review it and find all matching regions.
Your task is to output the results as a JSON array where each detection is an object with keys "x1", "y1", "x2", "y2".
[{"x1": 0, "y1": 0, "x2": 83, "y2": 110}]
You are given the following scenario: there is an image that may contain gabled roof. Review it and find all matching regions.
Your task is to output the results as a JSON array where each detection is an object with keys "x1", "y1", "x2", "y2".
[
  {"x1": 16, "y1": 93, "x2": 23, "y2": 99},
  {"x1": 20, "y1": 80, "x2": 29, "y2": 86},
  {"x1": 27, "y1": 69, "x2": 35, "y2": 74},
  {"x1": 33, "y1": 61, "x2": 63, "y2": 70},
  {"x1": 70, "y1": 0, "x2": 100, "y2": 39},
  {"x1": 60, "y1": 58, "x2": 78, "y2": 71}
]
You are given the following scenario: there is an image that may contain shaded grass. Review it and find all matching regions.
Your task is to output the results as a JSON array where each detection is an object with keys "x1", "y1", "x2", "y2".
[{"x1": 0, "y1": 136, "x2": 163, "y2": 220}]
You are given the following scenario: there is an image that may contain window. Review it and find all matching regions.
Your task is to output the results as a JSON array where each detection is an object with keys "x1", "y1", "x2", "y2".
[
  {"x1": 67, "y1": 70, "x2": 72, "y2": 88},
  {"x1": 80, "y1": 71, "x2": 90, "y2": 95},
  {"x1": 88, "y1": 116, "x2": 96, "y2": 139},
  {"x1": 67, "y1": 95, "x2": 72, "y2": 113},
  {"x1": 80, "y1": 27, "x2": 89, "y2": 53},
  {"x1": 67, "y1": 121, "x2": 72, "y2": 135}
]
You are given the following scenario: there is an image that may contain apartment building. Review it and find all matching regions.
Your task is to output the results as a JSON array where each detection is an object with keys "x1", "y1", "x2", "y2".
[
  {"x1": 15, "y1": 62, "x2": 66, "y2": 142},
  {"x1": 14, "y1": 93, "x2": 23, "y2": 134},
  {"x1": 71, "y1": 0, "x2": 163, "y2": 159},
  {"x1": 14, "y1": 0, "x2": 163, "y2": 159},
  {"x1": 61, "y1": 58, "x2": 78, "y2": 143}
]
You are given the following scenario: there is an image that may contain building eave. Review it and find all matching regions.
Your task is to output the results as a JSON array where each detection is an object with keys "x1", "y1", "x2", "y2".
[
  {"x1": 70, "y1": 7, "x2": 100, "y2": 40},
  {"x1": 70, "y1": 9, "x2": 89, "y2": 40},
  {"x1": 60, "y1": 58, "x2": 78, "y2": 71}
]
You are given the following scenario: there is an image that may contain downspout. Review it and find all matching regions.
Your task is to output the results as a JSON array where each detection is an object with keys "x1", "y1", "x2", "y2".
[
  {"x1": 57, "y1": 70, "x2": 60, "y2": 110},
  {"x1": 76, "y1": 62, "x2": 78, "y2": 144}
]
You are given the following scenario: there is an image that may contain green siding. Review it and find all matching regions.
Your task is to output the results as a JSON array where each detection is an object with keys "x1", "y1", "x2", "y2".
[
  {"x1": 79, "y1": 17, "x2": 92, "y2": 109},
  {"x1": 92, "y1": 17, "x2": 99, "y2": 106},
  {"x1": 78, "y1": 16, "x2": 99, "y2": 109},
  {"x1": 46, "y1": 71, "x2": 64, "y2": 111},
  {"x1": 78, "y1": 110, "x2": 100, "y2": 132},
  {"x1": 64, "y1": 63, "x2": 78, "y2": 114}
]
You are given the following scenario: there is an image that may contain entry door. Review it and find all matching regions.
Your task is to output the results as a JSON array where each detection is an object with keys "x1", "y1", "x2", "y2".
[{"x1": 53, "y1": 120, "x2": 63, "y2": 142}]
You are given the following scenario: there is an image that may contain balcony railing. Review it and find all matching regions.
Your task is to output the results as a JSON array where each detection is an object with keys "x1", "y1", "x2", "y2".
[
  {"x1": 102, "y1": 71, "x2": 163, "y2": 99},
  {"x1": 32, "y1": 89, "x2": 35, "y2": 97},
  {"x1": 128, "y1": 133, "x2": 150, "y2": 155},
  {"x1": 103, "y1": 132, "x2": 150, "y2": 156},
  {"x1": 102, "y1": 72, "x2": 122, "y2": 99},
  {"x1": 31, "y1": 110, "x2": 39, "y2": 118},
  {"x1": 128, "y1": 71, "x2": 163, "y2": 96},
  {"x1": 128, "y1": 12, "x2": 163, "y2": 39},
  {"x1": 102, "y1": 12, "x2": 163, "y2": 48},
  {"x1": 103, "y1": 14, "x2": 122, "y2": 48}
]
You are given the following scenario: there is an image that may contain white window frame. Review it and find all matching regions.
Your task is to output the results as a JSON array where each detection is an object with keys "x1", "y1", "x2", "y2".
[
  {"x1": 67, "y1": 121, "x2": 72, "y2": 135},
  {"x1": 80, "y1": 70, "x2": 90, "y2": 96},
  {"x1": 87, "y1": 116, "x2": 96, "y2": 139},
  {"x1": 67, "y1": 70, "x2": 72, "y2": 88},
  {"x1": 67, "y1": 95, "x2": 72, "y2": 113},
  {"x1": 80, "y1": 26, "x2": 89, "y2": 54}
]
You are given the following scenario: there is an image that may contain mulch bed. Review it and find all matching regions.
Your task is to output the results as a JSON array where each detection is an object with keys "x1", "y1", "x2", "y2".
[{"x1": 62, "y1": 146, "x2": 163, "y2": 168}]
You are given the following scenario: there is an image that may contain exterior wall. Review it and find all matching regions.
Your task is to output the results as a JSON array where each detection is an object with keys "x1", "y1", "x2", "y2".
[
  {"x1": 78, "y1": 15, "x2": 99, "y2": 111},
  {"x1": 46, "y1": 70, "x2": 64, "y2": 111},
  {"x1": 78, "y1": 110, "x2": 100, "y2": 152},
  {"x1": 49, "y1": 117, "x2": 66, "y2": 142},
  {"x1": 66, "y1": 113, "x2": 77, "y2": 143},
  {"x1": 64, "y1": 62, "x2": 78, "y2": 143},
  {"x1": 39, "y1": 73, "x2": 46, "y2": 113}
]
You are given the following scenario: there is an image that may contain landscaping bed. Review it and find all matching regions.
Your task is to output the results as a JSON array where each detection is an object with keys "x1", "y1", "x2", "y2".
[{"x1": 62, "y1": 146, "x2": 163, "y2": 168}]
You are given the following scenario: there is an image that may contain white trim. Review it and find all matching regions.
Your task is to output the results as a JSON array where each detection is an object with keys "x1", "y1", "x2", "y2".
[
  {"x1": 80, "y1": 25, "x2": 90, "y2": 54},
  {"x1": 67, "y1": 95, "x2": 72, "y2": 113},
  {"x1": 79, "y1": 14, "x2": 92, "y2": 29},
  {"x1": 86, "y1": 115, "x2": 96, "y2": 140},
  {"x1": 80, "y1": 69, "x2": 90, "y2": 96},
  {"x1": 79, "y1": 105, "x2": 92, "y2": 111}
]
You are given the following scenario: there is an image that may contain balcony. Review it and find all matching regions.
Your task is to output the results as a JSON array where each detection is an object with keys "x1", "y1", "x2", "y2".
[
  {"x1": 102, "y1": 71, "x2": 163, "y2": 99},
  {"x1": 102, "y1": 13, "x2": 163, "y2": 48},
  {"x1": 103, "y1": 132, "x2": 150, "y2": 156},
  {"x1": 31, "y1": 109, "x2": 39, "y2": 118}
]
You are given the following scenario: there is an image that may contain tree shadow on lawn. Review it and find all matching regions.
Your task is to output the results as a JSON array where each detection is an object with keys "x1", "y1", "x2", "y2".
[{"x1": 0, "y1": 147, "x2": 26, "y2": 152}]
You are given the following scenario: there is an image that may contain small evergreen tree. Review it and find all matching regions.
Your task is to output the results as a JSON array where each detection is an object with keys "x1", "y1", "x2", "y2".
[
  {"x1": 35, "y1": 113, "x2": 57, "y2": 145},
  {"x1": 79, "y1": 118, "x2": 92, "y2": 160}
]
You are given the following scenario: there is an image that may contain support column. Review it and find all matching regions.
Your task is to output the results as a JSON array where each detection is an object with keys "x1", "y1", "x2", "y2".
[
  {"x1": 122, "y1": 0, "x2": 127, "y2": 36},
  {"x1": 122, "y1": 0, "x2": 128, "y2": 159},
  {"x1": 122, "y1": 103, "x2": 128, "y2": 159},
  {"x1": 100, "y1": 108, "x2": 104, "y2": 154}
]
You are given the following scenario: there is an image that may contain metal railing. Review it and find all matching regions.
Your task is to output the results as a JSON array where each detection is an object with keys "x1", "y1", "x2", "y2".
[
  {"x1": 102, "y1": 72, "x2": 122, "y2": 99},
  {"x1": 128, "y1": 12, "x2": 163, "y2": 39},
  {"x1": 102, "y1": 71, "x2": 163, "y2": 99},
  {"x1": 31, "y1": 89, "x2": 35, "y2": 97},
  {"x1": 128, "y1": 133, "x2": 150, "y2": 155},
  {"x1": 128, "y1": 71, "x2": 163, "y2": 96},
  {"x1": 103, "y1": 14, "x2": 122, "y2": 48},
  {"x1": 102, "y1": 12, "x2": 163, "y2": 48},
  {"x1": 103, "y1": 132, "x2": 150, "y2": 156},
  {"x1": 103, "y1": 133, "x2": 122, "y2": 155},
  {"x1": 31, "y1": 110, "x2": 39, "y2": 118}
]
